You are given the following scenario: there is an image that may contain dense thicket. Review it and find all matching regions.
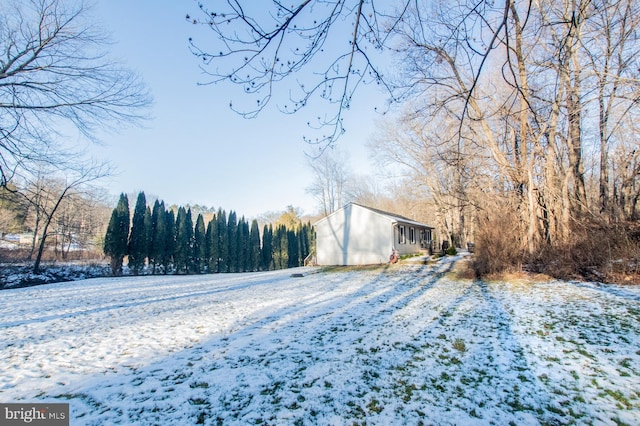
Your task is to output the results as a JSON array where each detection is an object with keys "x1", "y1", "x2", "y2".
[{"x1": 103, "y1": 192, "x2": 314, "y2": 275}]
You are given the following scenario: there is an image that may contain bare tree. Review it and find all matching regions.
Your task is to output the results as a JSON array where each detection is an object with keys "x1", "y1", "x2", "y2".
[
  {"x1": 0, "y1": 0, "x2": 151, "y2": 185},
  {"x1": 306, "y1": 149, "x2": 351, "y2": 216},
  {"x1": 53, "y1": 188, "x2": 110, "y2": 258},
  {"x1": 579, "y1": 0, "x2": 640, "y2": 213},
  {"x1": 20, "y1": 161, "x2": 111, "y2": 272}
]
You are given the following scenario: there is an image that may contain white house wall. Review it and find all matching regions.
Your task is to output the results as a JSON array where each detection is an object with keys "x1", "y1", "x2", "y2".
[{"x1": 315, "y1": 204, "x2": 394, "y2": 265}]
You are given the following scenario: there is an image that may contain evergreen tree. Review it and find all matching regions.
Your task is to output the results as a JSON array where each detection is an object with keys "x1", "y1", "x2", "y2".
[
  {"x1": 287, "y1": 228, "x2": 299, "y2": 268},
  {"x1": 174, "y1": 207, "x2": 194, "y2": 274},
  {"x1": 206, "y1": 215, "x2": 219, "y2": 273},
  {"x1": 163, "y1": 209, "x2": 176, "y2": 274},
  {"x1": 273, "y1": 224, "x2": 288, "y2": 269},
  {"x1": 144, "y1": 205, "x2": 153, "y2": 265},
  {"x1": 307, "y1": 222, "x2": 316, "y2": 263},
  {"x1": 128, "y1": 192, "x2": 148, "y2": 275},
  {"x1": 296, "y1": 222, "x2": 313, "y2": 266},
  {"x1": 249, "y1": 219, "x2": 261, "y2": 272},
  {"x1": 104, "y1": 193, "x2": 130, "y2": 276},
  {"x1": 193, "y1": 213, "x2": 206, "y2": 273},
  {"x1": 184, "y1": 207, "x2": 195, "y2": 272},
  {"x1": 227, "y1": 211, "x2": 238, "y2": 272},
  {"x1": 261, "y1": 224, "x2": 273, "y2": 271},
  {"x1": 297, "y1": 223, "x2": 307, "y2": 266},
  {"x1": 149, "y1": 200, "x2": 166, "y2": 273},
  {"x1": 238, "y1": 216, "x2": 250, "y2": 272},
  {"x1": 216, "y1": 209, "x2": 229, "y2": 272}
]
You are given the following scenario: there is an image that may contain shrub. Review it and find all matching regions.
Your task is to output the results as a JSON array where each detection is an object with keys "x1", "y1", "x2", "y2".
[
  {"x1": 472, "y1": 200, "x2": 525, "y2": 276},
  {"x1": 528, "y1": 219, "x2": 640, "y2": 283},
  {"x1": 472, "y1": 197, "x2": 640, "y2": 283}
]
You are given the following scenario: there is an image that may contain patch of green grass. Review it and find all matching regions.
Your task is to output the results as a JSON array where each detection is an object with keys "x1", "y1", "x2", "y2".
[
  {"x1": 285, "y1": 400, "x2": 302, "y2": 410},
  {"x1": 362, "y1": 370, "x2": 380, "y2": 382},
  {"x1": 452, "y1": 338, "x2": 467, "y2": 352},
  {"x1": 260, "y1": 381, "x2": 284, "y2": 396},
  {"x1": 567, "y1": 407, "x2": 585, "y2": 420},
  {"x1": 460, "y1": 375, "x2": 475, "y2": 386},
  {"x1": 395, "y1": 380, "x2": 418, "y2": 402},
  {"x1": 619, "y1": 358, "x2": 632, "y2": 369},
  {"x1": 346, "y1": 400, "x2": 366, "y2": 419},
  {"x1": 55, "y1": 392, "x2": 103, "y2": 409},
  {"x1": 449, "y1": 356, "x2": 462, "y2": 365},
  {"x1": 302, "y1": 378, "x2": 319, "y2": 388},
  {"x1": 546, "y1": 405, "x2": 565, "y2": 416},
  {"x1": 321, "y1": 264, "x2": 388, "y2": 274},
  {"x1": 189, "y1": 397, "x2": 208, "y2": 406},
  {"x1": 440, "y1": 372, "x2": 452, "y2": 382},
  {"x1": 190, "y1": 381, "x2": 209, "y2": 389},
  {"x1": 602, "y1": 389, "x2": 632, "y2": 409},
  {"x1": 576, "y1": 348, "x2": 595, "y2": 359},
  {"x1": 507, "y1": 398, "x2": 528, "y2": 411},
  {"x1": 367, "y1": 398, "x2": 383, "y2": 414}
]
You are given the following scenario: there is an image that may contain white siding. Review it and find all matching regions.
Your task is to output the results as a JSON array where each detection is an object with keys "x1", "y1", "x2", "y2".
[
  {"x1": 394, "y1": 225, "x2": 424, "y2": 256},
  {"x1": 315, "y1": 204, "x2": 394, "y2": 265}
]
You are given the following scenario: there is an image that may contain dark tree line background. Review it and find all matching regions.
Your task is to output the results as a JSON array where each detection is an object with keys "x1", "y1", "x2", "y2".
[{"x1": 104, "y1": 192, "x2": 315, "y2": 276}]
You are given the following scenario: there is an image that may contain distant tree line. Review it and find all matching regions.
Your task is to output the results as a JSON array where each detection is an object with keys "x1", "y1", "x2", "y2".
[{"x1": 104, "y1": 192, "x2": 315, "y2": 276}]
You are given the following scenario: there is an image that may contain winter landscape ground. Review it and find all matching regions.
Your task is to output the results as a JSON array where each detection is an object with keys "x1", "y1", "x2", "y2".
[{"x1": 1, "y1": 254, "x2": 639, "y2": 425}]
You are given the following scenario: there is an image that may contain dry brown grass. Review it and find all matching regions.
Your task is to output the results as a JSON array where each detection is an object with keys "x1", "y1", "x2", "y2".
[
  {"x1": 445, "y1": 257, "x2": 477, "y2": 280},
  {"x1": 320, "y1": 264, "x2": 390, "y2": 273}
]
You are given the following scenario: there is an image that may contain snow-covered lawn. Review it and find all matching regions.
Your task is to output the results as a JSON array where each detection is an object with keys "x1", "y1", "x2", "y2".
[{"x1": 1, "y1": 255, "x2": 639, "y2": 425}]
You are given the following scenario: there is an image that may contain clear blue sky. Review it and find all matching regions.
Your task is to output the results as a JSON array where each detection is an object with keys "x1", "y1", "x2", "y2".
[{"x1": 92, "y1": 0, "x2": 385, "y2": 218}]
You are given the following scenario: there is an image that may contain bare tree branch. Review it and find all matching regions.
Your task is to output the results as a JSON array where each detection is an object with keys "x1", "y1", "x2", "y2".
[
  {"x1": 0, "y1": 0, "x2": 151, "y2": 185},
  {"x1": 189, "y1": 0, "x2": 398, "y2": 148}
]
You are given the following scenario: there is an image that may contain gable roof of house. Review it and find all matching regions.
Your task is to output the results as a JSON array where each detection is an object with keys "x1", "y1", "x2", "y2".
[{"x1": 315, "y1": 202, "x2": 434, "y2": 229}]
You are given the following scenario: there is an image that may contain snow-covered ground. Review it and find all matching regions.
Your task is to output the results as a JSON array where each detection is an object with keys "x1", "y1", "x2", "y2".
[{"x1": 1, "y1": 255, "x2": 639, "y2": 425}]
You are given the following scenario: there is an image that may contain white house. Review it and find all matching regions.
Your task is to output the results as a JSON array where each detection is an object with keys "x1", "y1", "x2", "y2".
[{"x1": 314, "y1": 203, "x2": 434, "y2": 265}]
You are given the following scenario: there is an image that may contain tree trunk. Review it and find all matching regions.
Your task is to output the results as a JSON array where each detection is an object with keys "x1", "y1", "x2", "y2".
[{"x1": 32, "y1": 188, "x2": 70, "y2": 273}]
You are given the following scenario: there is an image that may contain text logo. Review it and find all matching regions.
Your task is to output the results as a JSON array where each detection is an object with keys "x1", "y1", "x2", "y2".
[{"x1": 1, "y1": 403, "x2": 69, "y2": 425}]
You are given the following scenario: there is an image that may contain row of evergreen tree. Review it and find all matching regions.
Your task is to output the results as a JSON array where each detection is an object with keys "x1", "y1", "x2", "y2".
[{"x1": 104, "y1": 192, "x2": 315, "y2": 276}]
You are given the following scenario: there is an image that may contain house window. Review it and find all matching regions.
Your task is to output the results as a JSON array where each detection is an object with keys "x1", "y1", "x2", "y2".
[
  {"x1": 398, "y1": 225, "x2": 406, "y2": 244},
  {"x1": 409, "y1": 227, "x2": 416, "y2": 244}
]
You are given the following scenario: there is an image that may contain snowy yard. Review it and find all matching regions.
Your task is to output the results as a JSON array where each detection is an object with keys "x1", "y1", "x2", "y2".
[{"x1": 1, "y1": 255, "x2": 639, "y2": 425}]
